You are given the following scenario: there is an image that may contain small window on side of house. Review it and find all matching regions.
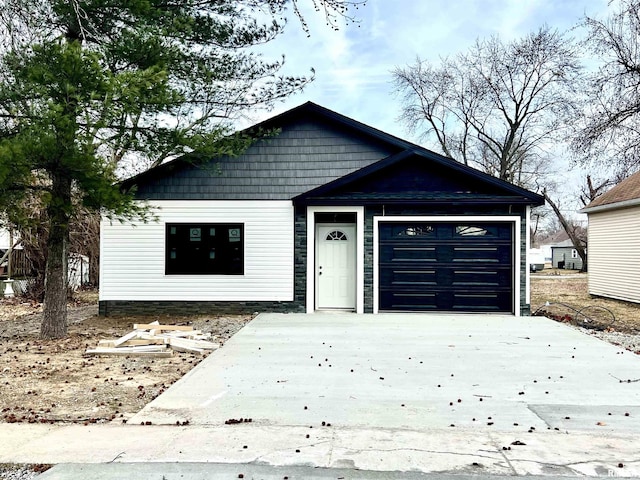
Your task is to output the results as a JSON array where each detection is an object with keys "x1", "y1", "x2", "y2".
[
  {"x1": 571, "y1": 249, "x2": 578, "y2": 259},
  {"x1": 166, "y1": 223, "x2": 244, "y2": 275}
]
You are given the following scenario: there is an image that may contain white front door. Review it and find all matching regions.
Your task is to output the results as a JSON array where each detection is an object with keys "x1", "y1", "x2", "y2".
[{"x1": 316, "y1": 224, "x2": 356, "y2": 310}]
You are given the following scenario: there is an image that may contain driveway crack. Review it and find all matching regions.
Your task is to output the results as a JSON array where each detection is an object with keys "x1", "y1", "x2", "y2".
[
  {"x1": 487, "y1": 432, "x2": 518, "y2": 475},
  {"x1": 327, "y1": 427, "x2": 336, "y2": 465},
  {"x1": 339, "y1": 446, "x2": 501, "y2": 461}
]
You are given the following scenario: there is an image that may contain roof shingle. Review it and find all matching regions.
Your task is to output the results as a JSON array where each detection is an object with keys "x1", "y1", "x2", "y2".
[{"x1": 585, "y1": 170, "x2": 640, "y2": 210}]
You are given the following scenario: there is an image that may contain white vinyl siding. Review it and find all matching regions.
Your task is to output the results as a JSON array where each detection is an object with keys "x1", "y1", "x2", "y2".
[
  {"x1": 588, "y1": 206, "x2": 640, "y2": 304},
  {"x1": 100, "y1": 200, "x2": 294, "y2": 301}
]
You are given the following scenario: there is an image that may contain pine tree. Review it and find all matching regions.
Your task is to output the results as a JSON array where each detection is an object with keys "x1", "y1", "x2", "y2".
[{"x1": 0, "y1": 0, "x2": 361, "y2": 338}]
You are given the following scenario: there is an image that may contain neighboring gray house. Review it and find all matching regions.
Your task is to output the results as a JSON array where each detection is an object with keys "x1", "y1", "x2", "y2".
[
  {"x1": 99, "y1": 102, "x2": 544, "y2": 316},
  {"x1": 580, "y1": 170, "x2": 640, "y2": 304},
  {"x1": 551, "y1": 239, "x2": 584, "y2": 270}
]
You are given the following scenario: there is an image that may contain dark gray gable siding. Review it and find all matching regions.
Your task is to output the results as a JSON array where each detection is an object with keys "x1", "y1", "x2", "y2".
[
  {"x1": 132, "y1": 119, "x2": 398, "y2": 200},
  {"x1": 294, "y1": 151, "x2": 545, "y2": 207}
]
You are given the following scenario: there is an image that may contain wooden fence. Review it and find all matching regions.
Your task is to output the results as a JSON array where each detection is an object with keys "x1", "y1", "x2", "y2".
[{"x1": 0, "y1": 249, "x2": 35, "y2": 278}]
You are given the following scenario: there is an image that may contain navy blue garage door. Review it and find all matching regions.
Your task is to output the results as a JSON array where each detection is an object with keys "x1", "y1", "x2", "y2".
[{"x1": 379, "y1": 222, "x2": 513, "y2": 312}]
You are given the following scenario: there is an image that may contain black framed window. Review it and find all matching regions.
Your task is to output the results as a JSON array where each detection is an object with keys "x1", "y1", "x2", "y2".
[{"x1": 166, "y1": 223, "x2": 244, "y2": 275}]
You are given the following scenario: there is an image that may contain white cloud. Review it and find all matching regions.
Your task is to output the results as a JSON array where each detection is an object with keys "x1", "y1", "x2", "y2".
[{"x1": 242, "y1": 0, "x2": 612, "y2": 144}]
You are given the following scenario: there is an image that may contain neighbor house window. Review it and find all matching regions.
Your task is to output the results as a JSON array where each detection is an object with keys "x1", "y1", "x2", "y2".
[
  {"x1": 571, "y1": 249, "x2": 578, "y2": 259},
  {"x1": 166, "y1": 223, "x2": 244, "y2": 275}
]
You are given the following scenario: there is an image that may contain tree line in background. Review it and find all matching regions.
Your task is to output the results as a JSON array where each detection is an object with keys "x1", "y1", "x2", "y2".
[
  {"x1": 0, "y1": 0, "x2": 639, "y2": 338},
  {"x1": 393, "y1": 0, "x2": 640, "y2": 271}
]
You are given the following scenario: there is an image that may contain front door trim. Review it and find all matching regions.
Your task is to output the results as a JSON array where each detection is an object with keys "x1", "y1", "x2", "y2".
[
  {"x1": 306, "y1": 206, "x2": 364, "y2": 314},
  {"x1": 373, "y1": 215, "x2": 521, "y2": 316},
  {"x1": 316, "y1": 223, "x2": 356, "y2": 310}
]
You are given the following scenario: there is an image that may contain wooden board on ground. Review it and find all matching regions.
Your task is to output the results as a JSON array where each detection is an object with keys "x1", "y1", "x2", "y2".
[
  {"x1": 112, "y1": 330, "x2": 139, "y2": 347},
  {"x1": 166, "y1": 336, "x2": 220, "y2": 350},
  {"x1": 85, "y1": 347, "x2": 173, "y2": 358},
  {"x1": 86, "y1": 322, "x2": 219, "y2": 357},
  {"x1": 133, "y1": 324, "x2": 193, "y2": 331},
  {"x1": 98, "y1": 338, "x2": 166, "y2": 348}
]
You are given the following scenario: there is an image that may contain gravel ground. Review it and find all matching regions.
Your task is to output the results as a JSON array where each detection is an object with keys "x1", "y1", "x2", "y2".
[
  {"x1": 583, "y1": 328, "x2": 640, "y2": 354},
  {"x1": 0, "y1": 464, "x2": 49, "y2": 480}
]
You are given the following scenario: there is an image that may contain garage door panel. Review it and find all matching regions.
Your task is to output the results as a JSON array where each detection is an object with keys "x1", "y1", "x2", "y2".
[
  {"x1": 379, "y1": 245, "x2": 436, "y2": 262},
  {"x1": 380, "y1": 289, "x2": 511, "y2": 312},
  {"x1": 452, "y1": 291, "x2": 511, "y2": 311},
  {"x1": 379, "y1": 243, "x2": 511, "y2": 264},
  {"x1": 379, "y1": 267, "x2": 437, "y2": 286},
  {"x1": 378, "y1": 221, "x2": 513, "y2": 312},
  {"x1": 451, "y1": 267, "x2": 511, "y2": 286},
  {"x1": 379, "y1": 291, "x2": 439, "y2": 310},
  {"x1": 451, "y1": 246, "x2": 511, "y2": 263}
]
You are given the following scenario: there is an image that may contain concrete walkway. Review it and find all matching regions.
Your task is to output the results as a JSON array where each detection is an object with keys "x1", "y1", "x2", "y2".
[{"x1": 2, "y1": 313, "x2": 639, "y2": 478}]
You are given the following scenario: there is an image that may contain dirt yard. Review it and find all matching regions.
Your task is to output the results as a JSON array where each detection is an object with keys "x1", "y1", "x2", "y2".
[
  {"x1": 0, "y1": 292, "x2": 253, "y2": 426},
  {"x1": 0, "y1": 277, "x2": 638, "y2": 428},
  {"x1": 530, "y1": 273, "x2": 640, "y2": 334}
]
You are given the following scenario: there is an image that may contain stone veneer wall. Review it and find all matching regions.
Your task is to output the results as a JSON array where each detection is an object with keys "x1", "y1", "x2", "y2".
[
  {"x1": 98, "y1": 300, "x2": 303, "y2": 317},
  {"x1": 293, "y1": 206, "x2": 308, "y2": 308}
]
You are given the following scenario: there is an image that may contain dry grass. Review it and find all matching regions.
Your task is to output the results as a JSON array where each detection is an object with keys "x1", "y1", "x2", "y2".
[
  {"x1": 533, "y1": 266, "x2": 581, "y2": 276},
  {"x1": 531, "y1": 275, "x2": 640, "y2": 333}
]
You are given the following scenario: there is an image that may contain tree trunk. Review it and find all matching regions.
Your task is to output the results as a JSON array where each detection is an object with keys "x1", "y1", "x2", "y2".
[
  {"x1": 41, "y1": 173, "x2": 72, "y2": 339},
  {"x1": 543, "y1": 190, "x2": 588, "y2": 273}
]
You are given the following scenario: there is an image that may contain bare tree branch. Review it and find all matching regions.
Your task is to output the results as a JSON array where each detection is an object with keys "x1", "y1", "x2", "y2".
[
  {"x1": 543, "y1": 189, "x2": 588, "y2": 272},
  {"x1": 393, "y1": 26, "x2": 582, "y2": 188},
  {"x1": 575, "y1": 0, "x2": 640, "y2": 175}
]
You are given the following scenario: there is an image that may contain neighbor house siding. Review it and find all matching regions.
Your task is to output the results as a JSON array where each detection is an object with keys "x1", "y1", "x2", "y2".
[
  {"x1": 587, "y1": 206, "x2": 640, "y2": 304},
  {"x1": 551, "y1": 247, "x2": 584, "y2": 270},
  {"x1": 99, "y1": 200, "x2": 294, "y2": 302}
]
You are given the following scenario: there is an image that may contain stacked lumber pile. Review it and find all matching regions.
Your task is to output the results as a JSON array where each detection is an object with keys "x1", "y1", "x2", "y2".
[{"x1": 85, "y1": 321, "x2": 220, "y2": 357}]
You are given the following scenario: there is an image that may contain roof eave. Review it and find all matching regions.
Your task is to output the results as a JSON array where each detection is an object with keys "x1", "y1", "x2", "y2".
[
  {"x1": 296, "y1": 197, "x2": 539, "y2": 207},
  {"x1": 579, "y1": 197, "x2": 640, "y2": 214}
]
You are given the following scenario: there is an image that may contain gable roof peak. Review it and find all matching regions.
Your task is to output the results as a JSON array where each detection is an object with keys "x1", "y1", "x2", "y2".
[{"x1": 249, "y1": 101, "x2": 419, "y2": 152}]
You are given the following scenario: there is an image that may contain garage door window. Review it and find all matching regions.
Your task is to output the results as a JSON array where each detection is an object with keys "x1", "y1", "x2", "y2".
[
  {"x1": 455, "y1": 225, "x2": 489, "y2": 236},
  {"x1": 401, "y1": 226, "x2": 433, "y2": 237},
  {"x1": 166, "y1": 223, "x2": 244, "y2": 275},
  {"x1": 391, "y1": 224, "x2": 435, "y2": 237}
]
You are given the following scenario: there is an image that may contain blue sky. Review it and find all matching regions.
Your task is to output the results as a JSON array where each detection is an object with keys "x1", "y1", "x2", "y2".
[{"x1": 247, "y1": 0, "x2": 609, "y2": 146}]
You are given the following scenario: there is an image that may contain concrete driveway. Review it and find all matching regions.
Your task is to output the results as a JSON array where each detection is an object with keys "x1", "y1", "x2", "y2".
[
  {"x1": 132, "y1": 313, "x2": 638, "y2": 430},
  {"x1": 8, "y1": 312, "x2": 638, "y2": 479},
  {"x1": 121, "y1": 313, "x2": 640, "y2": 476}
]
